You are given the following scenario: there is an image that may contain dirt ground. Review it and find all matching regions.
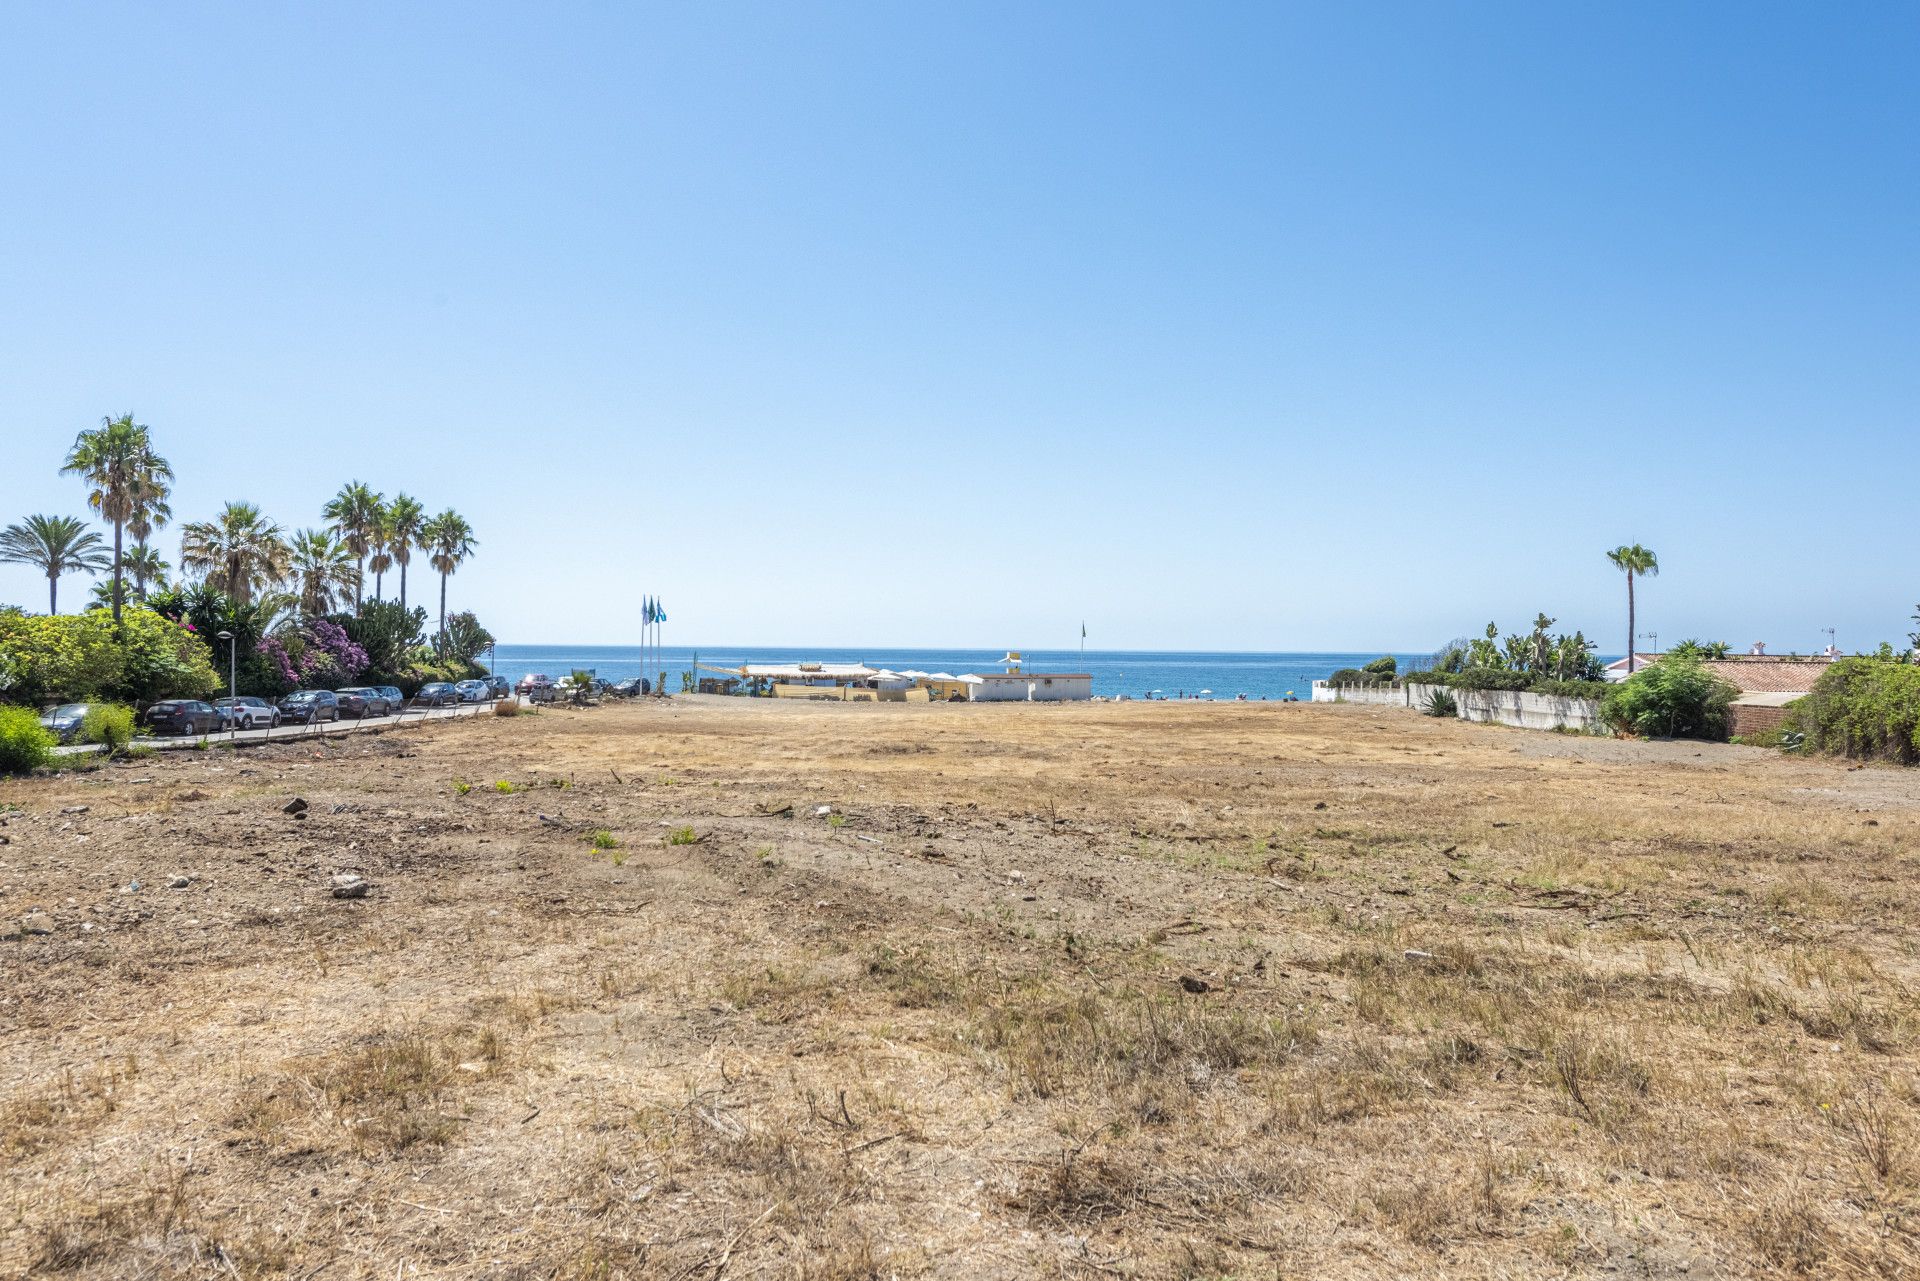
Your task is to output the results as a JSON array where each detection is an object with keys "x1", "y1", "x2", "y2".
[{"x1": 3, "y1": 696, "x2": 1917, "y2": 1279}]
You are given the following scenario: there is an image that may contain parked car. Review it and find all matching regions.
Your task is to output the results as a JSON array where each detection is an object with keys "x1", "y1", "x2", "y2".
[
  {"x1": 516, "y1": 673, "x2": 554, "y2": 695},
  {"x1": 414, "y1": 682, "x2": 460, "y2": 707},
  {"x1": 454, "y1": 679, "x2": 489, "y2": 702},
  {"x1": 213, "y1": 696, "x2": 280, "y2": 729},
  {"x1": 484, "y1": 675, "x2": 512, "y2": 700},
  {"x1": 335, "y1": 687, "x2": 394, "y2": 718},
  {"x1": 38, "y1": 703, "x2": 94, "y2": 743},
  {"x1": 277, "y1": 690, "x2": 341, "y2": 724},
  {"x1": 144, "y1": 699, "x2": 222, "y2": 736},
  {"x1": 375, "y1": 685, "x2": 405, "y2": 710},
  {"x1": 609, "y1": 679, "x2": 642, "y2": 698}
]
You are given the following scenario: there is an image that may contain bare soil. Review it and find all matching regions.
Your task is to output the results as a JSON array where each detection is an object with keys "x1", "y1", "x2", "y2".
[{"x1": 2, "y1": 697, "x2": 1917, "y2": 1278}]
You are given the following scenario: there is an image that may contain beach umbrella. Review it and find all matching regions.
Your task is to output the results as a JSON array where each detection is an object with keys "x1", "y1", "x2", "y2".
[{"x1": 1200, "y1": 689, "x2": 1213, "y2": 695}]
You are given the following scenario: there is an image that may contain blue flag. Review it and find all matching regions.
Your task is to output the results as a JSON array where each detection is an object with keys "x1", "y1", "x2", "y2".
[{"x1": 656, "y1": 600, "x2": 666, "y2": 623}]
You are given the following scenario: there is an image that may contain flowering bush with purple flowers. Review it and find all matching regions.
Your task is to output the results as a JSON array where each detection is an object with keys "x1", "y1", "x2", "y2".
[{"x1": 255, "y1": 619, "x2": 369, "y2": 694}]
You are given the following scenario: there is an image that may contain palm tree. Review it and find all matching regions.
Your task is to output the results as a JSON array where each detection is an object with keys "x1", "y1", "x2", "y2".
[
  {"x1": 180, "y1": 502, "x2": 292, "y2": 604},
  {"x1": 384, "y1": 494, "x2": 426, "y2": 611},
  {"x1": 125, "y1": 447, "x2": 173, "y2": 600},
  {"x1": 1606, "y1": 544, "x2": 1660, "y2": 675},
  {"x1": 122, "y1": 544, "x2": 171, "y2": 601},
  {"x1": 287, "y1": 529, "x2": 359, "y2": 617},
  {"x1": 60, "y1": 413, "x2": 173, "y2": 625},
  {"x1": 322, "y1": 481, "x2": 383, "y2": 610},
  {"x1": 367, "y1": 503, "x2": 393, "y2": 602},
  {"x1": 94, "y1": 545, "x2": 171, "y2": 609},
  {"x1": 420, "y1": 509, "x2": 477, "y2": 649},
  {"x1": 0, "y1": 515, "x2": 110, "y2": 613}
]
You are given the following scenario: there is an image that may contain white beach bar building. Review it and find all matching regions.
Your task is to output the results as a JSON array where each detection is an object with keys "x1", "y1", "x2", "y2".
[{"x1": 968, "y1": 671, "x2": 1093, "y2": 702}]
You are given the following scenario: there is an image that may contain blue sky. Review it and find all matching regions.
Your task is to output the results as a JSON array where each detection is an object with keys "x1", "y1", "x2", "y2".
[{"x1": 2, "y1": 3, "x2": 1914, "y2": 652}]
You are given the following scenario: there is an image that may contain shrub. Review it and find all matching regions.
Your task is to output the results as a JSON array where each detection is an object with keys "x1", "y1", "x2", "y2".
[
  {"x1": 1362, "y1": 655, "x2": 1398, "y2": 676},
  {"x1": 1450, "y1": 667, "x2": 1532, "y2": 692},
  {"x1": 0, "y1": 607, "x2": 216, "y2": 705},
  {"x1": 1601, "y1": 655, "x2": 1737, "y2": 740},
  {"x1": 80, "y1": 704, "x2": 136, "y2": 753},
  {"x1": 1328, "y1": 667, "x2": 1392, "y2": 687},
  {"x1": 441, "y1": 612, "x2": 496, "y2": 665},
  {"x1": 398, "y1": 657, "x2": 482, "y2": 694},
  {"x1": 0, "y1": 706, "x2": 55, "y2": 774},
  {"x1": 113, "y1": 609, "x2": 221, "y2": 703},
  {"x1": 1421, "y1": 688, "x2": 1458, "y2": 718},
  {"x1": 1403, "y1": 670, "x2": 1452, "y2": 686},
  {"x1": 1782, "y1": 658, "x2": 1920, "y2": 765},
  {"x1": 0, "y1": 610, "x2": 122, "y2": 703},
  {"x1": 342, "y1": 601, "x2": 427, "y2": 684},
  {"x1": 1528, "y1": 678, "x2": 1611, "y2": 701}
]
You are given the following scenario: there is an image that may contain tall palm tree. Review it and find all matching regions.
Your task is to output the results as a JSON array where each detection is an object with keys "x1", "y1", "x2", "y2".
[
  {"x1": 125, "y1": 447, "x2": 172, "y2": 600},
  {"x1": 287, "y1": 529, "x2": 359, "y2": 617},
  {"x1": 180, "y1": 502, "x2": 292, "y2": 604},
  {"x1": 1606, "y1": 544, "x2": 1660, "y2": 675},
  {"x1": 322, "y1": 481, "x2": 383, "y2": 610},
  {"x1": 60, "y1": 413, "x2": 173, "y2": 625},
  {"x1": 367, "y1": 502, "x2": 394, "y2": 602},
  {"x1": 384, "y1": 493, "x2": 426, "y2": 611},
  {"x1": 0, "y1": 515, "x2": 110, "y2": 614},
  {"x1": 420, "y1": 509, "x2": 477, "y2": 649}
]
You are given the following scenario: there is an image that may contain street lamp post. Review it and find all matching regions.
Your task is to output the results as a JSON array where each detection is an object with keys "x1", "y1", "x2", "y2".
[{"x1": 217, "y1": 631, "x2": 236, "y2": 741}]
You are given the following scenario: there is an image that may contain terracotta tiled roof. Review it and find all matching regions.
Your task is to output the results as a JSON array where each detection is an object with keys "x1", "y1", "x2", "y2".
[{"x1": 1699, "y1": 657, "x2": 1832, "y2": 695}]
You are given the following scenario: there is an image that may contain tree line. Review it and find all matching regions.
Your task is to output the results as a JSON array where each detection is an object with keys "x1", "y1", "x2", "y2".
[{"x1": 0, "y1": 414, "x2": 479, "y2": 645}]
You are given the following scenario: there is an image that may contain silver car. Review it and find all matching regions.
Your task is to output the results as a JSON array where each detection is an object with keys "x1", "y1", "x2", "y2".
[{"x1": 454, "y1": 679, "x2": 490, "y2": 702}]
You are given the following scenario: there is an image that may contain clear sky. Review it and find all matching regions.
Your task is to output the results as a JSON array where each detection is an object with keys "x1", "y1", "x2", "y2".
[{"x1": 2, "y1": 3, "x2": 1914, "y2": 653}]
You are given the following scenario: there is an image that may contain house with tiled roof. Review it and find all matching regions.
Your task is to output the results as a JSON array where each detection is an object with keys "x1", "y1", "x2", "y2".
[{"x1": 1703, "y1": 655, "x2": 1834, "y2": 738}]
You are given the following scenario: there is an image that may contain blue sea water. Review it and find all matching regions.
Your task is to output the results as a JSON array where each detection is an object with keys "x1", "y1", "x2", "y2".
[{"x1": 485, "y1": 645, "x2": 1436, "y2": 701}]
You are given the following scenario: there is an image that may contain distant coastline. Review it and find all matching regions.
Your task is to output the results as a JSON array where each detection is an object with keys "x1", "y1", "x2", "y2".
[{"x1": 486, "y1": 645, "x2": 1443, "y2": 702}]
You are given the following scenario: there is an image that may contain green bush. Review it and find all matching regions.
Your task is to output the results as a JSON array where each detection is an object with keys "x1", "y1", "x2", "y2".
[
  {"x1": 80, "y1": 704, "x2": 136, "y2": 753},
  {"x1": 1601, "y1": 655, "x2": 1737, "y2": 740},
  {"x1": 343, "y1": 601, "x2": 427, "y2": 684},
  {"x1": 1403, "y1": 670, "x2": 1451, "y2": 686},
  {"x1": 1328, "y1": 667, "x2": 1392, "y2": 686},
  {"x1": 1528, "y1": 678, "x2": 1611, "y2": 701},
  {"x1": 1362, "y1": 655, "x2": 1398, "y2": 676},
  {"x1": 1782, "y1": 658, "x2": 1920, "y2": 765},
  {"x1": 0, "y1": 607, "x2": 216, "y2": 705},
  {"x1": 1450, "y1": 667, "x2": 1533, "y2": 692},
  {"x1": 1421, "y1": 687, "x2": 1458, "y2": 717},
  {"x1": 113, "y1": 609, "x2": 220, "y2": 703},
  {"x1": 0, "y1": 706, "x2": 55, "y2": 774},
  {"x1": 397, "y1": 656, "x2": 483, "y2": 694}
]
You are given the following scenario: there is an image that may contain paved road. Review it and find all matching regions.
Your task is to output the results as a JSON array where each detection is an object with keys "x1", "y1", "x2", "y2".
[{"x1": 53, "y1": 697, "x2": 523, "y2": 756}]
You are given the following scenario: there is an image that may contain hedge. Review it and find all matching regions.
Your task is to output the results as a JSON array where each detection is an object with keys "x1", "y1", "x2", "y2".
[{"x1": 1782, "y1": 658, "x2": 1920, "y2": 765}]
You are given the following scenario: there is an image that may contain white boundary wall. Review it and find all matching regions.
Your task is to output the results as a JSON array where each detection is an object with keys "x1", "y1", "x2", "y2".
[{"x1": 1310, "y1": 681, "x2": 1605, "y2": 733}]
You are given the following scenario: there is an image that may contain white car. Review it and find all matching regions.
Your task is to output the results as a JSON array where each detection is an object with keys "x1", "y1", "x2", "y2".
[{"x1": 213, "y1": 696, "x2": 281, "y2": 729}]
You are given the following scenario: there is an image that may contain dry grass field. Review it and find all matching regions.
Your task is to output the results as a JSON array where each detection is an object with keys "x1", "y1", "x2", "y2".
[{"x1": 3, "y1": 696, "x2": 1918, "y2": 1279}]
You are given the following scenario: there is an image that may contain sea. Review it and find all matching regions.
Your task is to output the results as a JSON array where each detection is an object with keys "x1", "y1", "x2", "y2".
[{"x1": 486, "y1": 645, "x2": 1439, "y2": 701}]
